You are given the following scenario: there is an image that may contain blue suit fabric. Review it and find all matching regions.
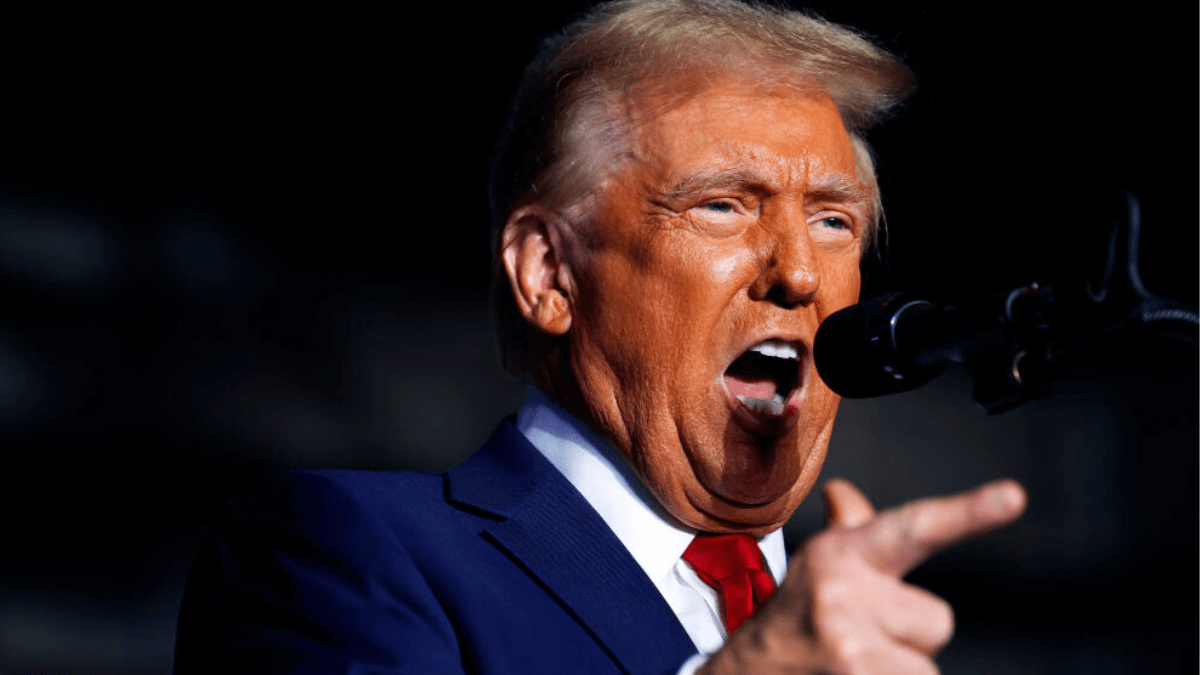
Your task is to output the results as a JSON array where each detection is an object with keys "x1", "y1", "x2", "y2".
[{"x1": 174, "y1": 420, "x2": 700, "y2": 674}]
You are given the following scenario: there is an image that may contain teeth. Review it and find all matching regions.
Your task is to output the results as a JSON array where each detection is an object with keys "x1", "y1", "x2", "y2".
[
  {"x1": 749, "y1": 339, "x2": 799, "y2": 361},
  {"x1": 736, "y1": 394, "x2": 785, "y2": 416}
]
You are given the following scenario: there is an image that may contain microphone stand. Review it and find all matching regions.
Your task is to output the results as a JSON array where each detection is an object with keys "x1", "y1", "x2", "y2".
[{"x1": 834, "y1": 193, "x2": 1198, "y2": 414}]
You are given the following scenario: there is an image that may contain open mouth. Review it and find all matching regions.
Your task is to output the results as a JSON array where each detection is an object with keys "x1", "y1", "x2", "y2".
[{"x1": 723, "y1": 339, "x2": 803, "y2": 421}]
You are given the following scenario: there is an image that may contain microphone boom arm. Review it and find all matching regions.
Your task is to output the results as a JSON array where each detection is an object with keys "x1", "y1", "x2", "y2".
[{"x1": 814, "y1": 193, "x2": 1198, "y2": 414}]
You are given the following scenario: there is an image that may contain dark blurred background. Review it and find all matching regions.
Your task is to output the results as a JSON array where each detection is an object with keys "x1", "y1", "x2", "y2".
[{"x1": 0, "y1": 2, "x2": 1194, "y2": 674}]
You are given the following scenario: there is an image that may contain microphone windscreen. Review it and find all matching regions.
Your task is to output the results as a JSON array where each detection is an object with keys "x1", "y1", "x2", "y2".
[{"x1": 814, "y1": 293, "x2": 948, "y2": 398}]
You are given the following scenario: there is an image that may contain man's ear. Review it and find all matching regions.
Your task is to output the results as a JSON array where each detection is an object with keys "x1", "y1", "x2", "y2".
[{"x1": 500, "y1": 206, "x2": 573, "y2": 336}]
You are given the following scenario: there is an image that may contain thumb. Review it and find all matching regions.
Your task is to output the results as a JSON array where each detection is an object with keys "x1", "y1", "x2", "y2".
[{"x1": 822, "y1": 478, "x2": 876, "y2": 528}]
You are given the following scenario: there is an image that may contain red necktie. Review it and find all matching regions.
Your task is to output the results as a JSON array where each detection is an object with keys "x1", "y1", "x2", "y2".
[{"x1": 682, "y1": 533, "x2": 777, "y2": 633}]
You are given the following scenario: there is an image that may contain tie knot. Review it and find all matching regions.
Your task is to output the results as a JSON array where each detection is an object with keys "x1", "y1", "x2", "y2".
[
  {"x1": 682, "y1": 533, "x2": 777, "y2": 633},
  {"x1": 682, "y1": 534, "x2": 769, "y2": 582}
]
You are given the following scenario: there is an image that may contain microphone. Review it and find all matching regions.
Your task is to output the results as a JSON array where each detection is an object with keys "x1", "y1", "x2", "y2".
[
  {"x1": 815, "y1": 193, "x2": 1198, "y2": 414},
  {"x1": 813, "y1": 289, "x2": 1036, "y2": 405},
  {"x1": 815, "y1": 282, "x2": 1198, "y2": 413},
  {"x1": 813, "y1": 291, "x2": 943, "y2": 399}
]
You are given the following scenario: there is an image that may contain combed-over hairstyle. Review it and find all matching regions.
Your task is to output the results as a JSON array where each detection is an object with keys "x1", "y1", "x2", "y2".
[{"x1": 489, "y1": 0, "x2": 915, "y2": 377}]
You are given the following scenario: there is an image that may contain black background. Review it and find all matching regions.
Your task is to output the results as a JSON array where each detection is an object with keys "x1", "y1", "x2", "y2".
[{"x1": 0, "y1": 2, "x2": 1195, "y2": 673}]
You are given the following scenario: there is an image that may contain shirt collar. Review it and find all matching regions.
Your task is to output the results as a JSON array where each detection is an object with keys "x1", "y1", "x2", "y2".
[{"x1": 516, "y1": 386, "x2": 787, "y2": 587}]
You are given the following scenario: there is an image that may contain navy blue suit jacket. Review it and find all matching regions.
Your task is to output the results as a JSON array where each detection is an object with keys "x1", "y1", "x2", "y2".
[{"x1": 174, "y1": 420, "x2": 700, "y2": 674}]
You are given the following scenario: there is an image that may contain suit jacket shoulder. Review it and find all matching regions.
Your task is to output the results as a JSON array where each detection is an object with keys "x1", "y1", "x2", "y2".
[{"x1": 174, "y1": 421, "x2": 698, "y2": 675}]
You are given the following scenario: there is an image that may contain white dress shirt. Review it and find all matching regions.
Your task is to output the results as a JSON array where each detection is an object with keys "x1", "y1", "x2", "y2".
[{"x1": 516, "y1": 387, "x2": 787, "y2": 674}]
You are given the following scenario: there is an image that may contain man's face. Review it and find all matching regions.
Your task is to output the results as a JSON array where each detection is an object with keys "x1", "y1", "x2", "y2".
[{"x1": 560, "y1": 79, "x2": 867, "y2": 535}]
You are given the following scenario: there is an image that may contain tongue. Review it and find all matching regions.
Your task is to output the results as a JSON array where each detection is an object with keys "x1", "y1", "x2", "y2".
[{"x1": 724, "y1": 373, "x2": 777, "y2": 401}]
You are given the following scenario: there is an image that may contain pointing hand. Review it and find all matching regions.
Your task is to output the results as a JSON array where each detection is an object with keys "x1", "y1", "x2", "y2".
[{"x1": 699, "y1": 479, "x2": 1026, "y2": 675}]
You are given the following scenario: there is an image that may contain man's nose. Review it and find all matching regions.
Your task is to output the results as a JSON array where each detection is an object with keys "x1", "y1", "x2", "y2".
[{"x1": 749, "y1": 223, "x2": 821, "y2": 309}]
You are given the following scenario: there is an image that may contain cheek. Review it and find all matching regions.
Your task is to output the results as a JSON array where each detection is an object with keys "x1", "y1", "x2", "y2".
[
  {"x1": 609, "y1": 236, "x2": 752, "y2": 338},
  {"x1": 651, "y1": 237, "x2": 754, "y2": 311},
  {"x1": 569, "y1": 254, "x2": 685, "y2": 391},
  {"x1": 819, "y1": 253, "x2": 862, "y2": 313}
]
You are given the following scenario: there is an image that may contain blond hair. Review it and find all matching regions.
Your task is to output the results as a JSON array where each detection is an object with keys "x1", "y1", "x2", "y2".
[{"x1": 489, "y1": 0, "x2": 914, "y2": 376}]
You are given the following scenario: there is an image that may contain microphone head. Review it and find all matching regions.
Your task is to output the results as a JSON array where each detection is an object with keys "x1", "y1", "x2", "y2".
[{"x1": 814, "y1": 292, "x2": 949, "y2": 398}]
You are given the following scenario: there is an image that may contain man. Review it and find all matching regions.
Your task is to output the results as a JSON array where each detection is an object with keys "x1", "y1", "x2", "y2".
[{"x1": 175, "y1": 1, "x2": 1026, "y2": 673}]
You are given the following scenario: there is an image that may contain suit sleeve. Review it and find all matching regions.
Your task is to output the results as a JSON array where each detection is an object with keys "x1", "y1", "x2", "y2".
[{"x1": 173, "y1": 472, "x2": 466, "y2": 675}]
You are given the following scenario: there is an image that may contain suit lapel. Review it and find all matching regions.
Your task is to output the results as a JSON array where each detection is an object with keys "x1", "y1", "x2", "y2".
[{"x1": 447, "y1": 421, "x2": 698, "y2": 675}]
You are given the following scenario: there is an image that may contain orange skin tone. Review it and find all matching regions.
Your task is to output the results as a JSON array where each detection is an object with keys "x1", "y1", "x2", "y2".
[
  {"x1": 505, "y1": 80, "x2": 865, "y2": 535},
  {"x1": 504, "y1": 77, "x2": 1027, "y2": 673}
]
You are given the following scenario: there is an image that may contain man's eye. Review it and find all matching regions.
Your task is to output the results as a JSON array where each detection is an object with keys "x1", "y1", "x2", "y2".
[
  {"x1": 821, "y1": 216, "x2": 847, "y2": 229},
  {"x1": 702, "y1": 201, "x2": 735, "y2": 213}
]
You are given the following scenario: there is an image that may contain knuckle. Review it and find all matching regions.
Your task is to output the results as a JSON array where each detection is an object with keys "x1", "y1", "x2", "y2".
[
  {"x1": 807, "y1": 586, "x2": 871, "y2": 670},
  {"x1": 902, "y1": 587, "x2": 955, "y2": 653},
  {"x1": 809, "y1": 576, "x2": 855, "y2": 619},
  {"x1": 902, "y1": 504, "x2": 939, "y2": 546},
  {"x1": 908, "y1": 504, "x2": 934, "y2": 534},
  {"x1": 820, "y1": 631, "x2": 866, "y2": 667},
  {"x1": 806, "y1": 530, "x2": 848, "y2": 563},
  {"x1": 929, "y1": 596, "x2": 956, "y2": 647}
]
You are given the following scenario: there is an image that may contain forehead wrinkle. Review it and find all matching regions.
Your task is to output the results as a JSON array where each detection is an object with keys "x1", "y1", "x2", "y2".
[
  {"x1": 627, "y1": 89, "x2": 871, "y2": 223},
  {"x1": 706, "y1": 144, "x2": 864, "y2": 203}
]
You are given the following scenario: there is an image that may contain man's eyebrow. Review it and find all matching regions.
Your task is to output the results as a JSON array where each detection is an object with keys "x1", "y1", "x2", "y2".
[
  {"x1": 662, "y1": 169, "x2": 871, "y2": 207},
  {"x1": 662, "y1": 169, "x2": 769, "y2": 202},
  {"x1": 806, "y1": 173, "x2": 872, "y2": 206}
]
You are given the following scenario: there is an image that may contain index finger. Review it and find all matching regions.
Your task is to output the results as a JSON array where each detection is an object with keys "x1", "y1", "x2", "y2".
[{"x1": 859, "y1": 479, "x2": 1026, "y2": 577}]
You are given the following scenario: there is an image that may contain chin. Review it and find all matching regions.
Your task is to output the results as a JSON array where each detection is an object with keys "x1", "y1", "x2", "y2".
[
  {"x1": 674, "y1": 466, "x2": 815, "y2": 536},
  {"x1": 681, "y1": 495, "x2": 800, "y2": 537},
  {"x1": 669, "y1": 408, "x2": 832, "y2": 535}
]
